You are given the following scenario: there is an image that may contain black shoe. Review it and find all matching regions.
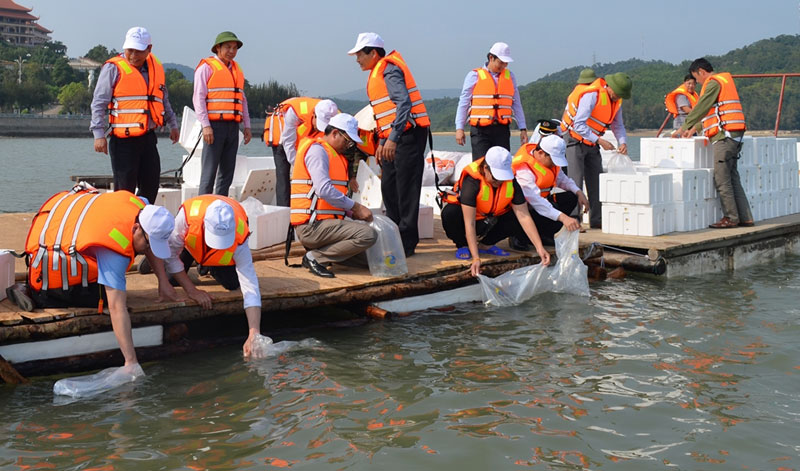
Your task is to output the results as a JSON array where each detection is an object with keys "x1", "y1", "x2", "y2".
[
  {"x1": 302, "y1": 254, "x2": 335, "y2": 278},
  {"x1": 6, "y1": 283, "x2": 34, "y2": 312},
  {"x1": 509, "y1": 237, "x2": 533, "y2": 252},
  {"x1": 197, "y1": 265, "x2": 211, "y2": 276},
  {"x1": 404, "y1": 246, "x2": 415, "y2": 257}
]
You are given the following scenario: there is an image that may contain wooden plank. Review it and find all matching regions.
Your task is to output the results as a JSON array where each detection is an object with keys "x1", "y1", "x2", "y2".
[
  {"x1": 0, "y1": 311, "x2": 24, "y2": 326},
  {"x1": 20, "y1": 309, "x2": 76, "y2": 324}
]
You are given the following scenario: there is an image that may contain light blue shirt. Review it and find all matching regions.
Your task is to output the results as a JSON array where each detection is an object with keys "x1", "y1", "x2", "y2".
[
  {"x1": 91, "y1": 247, "x2": 130, "y2": 291},
  {"x1": 571, "y1": 88, "x2": 627, "y2": 144},
  {"x1": 455, "y1": 64, "x2": 526, "y2": 131}
]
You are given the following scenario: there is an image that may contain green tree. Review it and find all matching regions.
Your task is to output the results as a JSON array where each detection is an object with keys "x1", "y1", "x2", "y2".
[
  {"x1": 85, "y1": 44, "x2": 116, "y2": 63},
  {"x1": 244, "y1": 80, "x2": 300, "y2": 118},
  {"x1": 58, "y1": 82, "x2": 91, "y2": 114}
]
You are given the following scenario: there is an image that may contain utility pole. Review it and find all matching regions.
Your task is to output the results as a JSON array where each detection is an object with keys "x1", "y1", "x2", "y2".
[{"x1": 15, "y1": 54, "x2": 29, "y2": 84}]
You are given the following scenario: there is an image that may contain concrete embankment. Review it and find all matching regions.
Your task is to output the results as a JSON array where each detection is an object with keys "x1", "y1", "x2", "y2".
[{"x1": 0, "y1": 116, "x2": 267, "y2": 138}]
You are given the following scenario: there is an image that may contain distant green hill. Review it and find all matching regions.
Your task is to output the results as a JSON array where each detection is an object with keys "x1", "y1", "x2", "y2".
[{"x1": 425, "y1": 34, "x2": 800, "y2": 132}]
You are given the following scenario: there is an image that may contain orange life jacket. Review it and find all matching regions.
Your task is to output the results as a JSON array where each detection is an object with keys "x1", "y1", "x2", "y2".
[
  {"x1": 357, "y1": 127, "x2": 378, "y2": 156},
  {"x1": 469, "y1": 67, "x2": 515, "y2": 126},
  {"x1": 665, "y1": 85, "x2": 698, "y2": 117},
  {"x1": 198, "y1": 56, "x2": 245, "y2": 122},
  {"x1": 25, "y1": 189, "x2": 146, "y2": 292},
  {"x1": 106, "y1": 54, "x2": 166, "y2": 138},
  {"x1": 511, "y1": 143, "x2": 560, "y2": 198},
  {"x1": 290, "y1": 138, "x2": 350, "y2": 225},
  {"x1": 444, "y1": 157, "x2": 515, "y2": 220},
  {"x1": 180, "y1": 195, "x2": 250, "y2": 266},
  {"x1": 262, "y1": 97, "x2": 321, "y2": 147},
  {"x1": 366, "y1": 50, "x2": 430, "y2": 139},
  {"x1": 559, "y1": 78, "x2": 621, "y2": 146},
  {"x1": 700, "y1": 72, "x2": 746, "y2": 138}
]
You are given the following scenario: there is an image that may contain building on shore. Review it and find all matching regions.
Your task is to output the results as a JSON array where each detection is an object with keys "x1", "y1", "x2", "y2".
[{"x1": 0, "y1": 0, "x2": 51, "y2": 47}]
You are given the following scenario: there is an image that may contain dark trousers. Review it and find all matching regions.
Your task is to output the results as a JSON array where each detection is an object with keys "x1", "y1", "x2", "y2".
[
  {"x1": 271, "y1": 144, "x2": 290, "y2": 207},
  {"x1": 30, "y1": 283, "x2": 104, "y2": 309},
  {"x1": 441, "y1": 203, "x2": 525, "y2": 248},
  {"x1": 470, "y1": 123, "x2": 511, "y2": 161},
  {"x1": 564, "y1": 136, "x2": 603, "y2": 227},
  {"x1": 199, "y1": 120, "x2": 239, "y2": 196},
  {"x1": 109, "y1": 130, "x2": 160, "y2": 203},
  {"x1": 381, "y1": 125, "x2": 427, "y2": 254},
  {"x1": 177, "y1": 248, "x2": 239, "y2": 290},
  {"x1": 713, "y1": 138, "x2": 752, "y2": 223},
  {"x1": 522, "y1": 192, "x2": 578, "y2": 244}
]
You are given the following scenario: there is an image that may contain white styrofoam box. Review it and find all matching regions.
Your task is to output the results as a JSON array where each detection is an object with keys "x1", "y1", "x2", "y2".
[
  {"x1": 649, "y1": 168, "x2": 709, "y2": 202},
  {"x1": 181, "y1": 184, "x2": 199, "y2": 203},
  {"x1": 776, "y1": 138, "x2": 797, "y2": 164},
  {"x1": 601, "y1": 203, "x2": 675, "y2": 236},
  {"x1": 675, "y1": 201, "x2": 711, "y2": 232},
  {"x1": 788, "y1": 188, "x2": 800, "y2": 215},
  {"x1": 777, "y1": 162, "x2": 798, "y2": 190},
  {"x1": 640, "y1": 137, "x2": 712, "y2": 169},
  {"x1": 0, "y1": 250, "x2": 14, "y2": 301},
  {"x1": 753, "y1": 137, "x2": 777, "y2": 165},
  {"x1": 739, "y1": 165, "x2": 759, "y2": 196},
  {"x1": 705, "y1": 197, "x2": 723, "y2": 223},
  {"x1": 598, "y1": 131, "x2": 620, "y2": 171},
  {"x1": 238, "y1": 168, "x2": 277, "y2": 205},
  {"x1": 154, "y1": 188, "x2": 181, "y2": 215},
  {"x1": 178, "y1": 106, "x2": 243, "y2": 153},
  {"x1": 352, "y1": 163, "x2": 383, "y2": 209},
  {"x1": 248, "y1": 205, "x2": 290, "y2": 250},
  {"x1": 452, "y1": 153, "x2": 473, "y2": 186},
  {"x1": 420, "y1": 186, "x2": 445, "y2": 216},
  {"x1": 796, "y1": 142, "x2": 800, "y2": 164},
  {"x1": 740, "y1": 136, "x2": 755, "y2": 166},
  {"x1": 418, "y1": 205, "x2": 434, "y2": 239},
  {"x1": 761, "y1": 192, "x2": 778, "y2": 220},
  {"x1": 227, "y1": 184, "x2": 242, "y2": 200},
  {"x1": 698, "y1": 168, "x2": 717, "y2": 199},
  {"x1": 776, "y1": 192, "x2": 789, "y2": 217},
  {"x1": 181, "y1": 152, "x2": 203, "y2": 186},
  {"x1": 787, "y1": 161, "x2": 800, "y2": 189},
  {"x1": 757, "y1": 164, "x2": 778, "y2": 193},
  {"x1": 232, "y1": 156, "x2": 274, "y2": 187},
  {"x1": 599, "y1": 171, "x2": 672, "y2": 205},
  {"x1": 749, "y1": 194, "x2": 763, "y2": 222}
]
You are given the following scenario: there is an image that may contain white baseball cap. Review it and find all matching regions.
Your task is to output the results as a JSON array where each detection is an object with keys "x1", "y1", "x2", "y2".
[
  {"x1": 204, "y1": 200, "x2": 236, "y2": 249},
  {"x1": 484, "y1": 146, "x2": 514, "y2": 181},
  {"x1": 314, "y1": 99, "x2": 339, "y2": 132},
  {"x1": 348, "y1": 32, "x2": 384, "y2": 55},
  {"x1": 538, "y1": 134, "x2": 568, "y2": 167},
  {"x1": 122, "y1": 26, "x2": 151, "y2": 51},
  {"x1": 139, "y1": 205, "x2": 173, "y2": 259},
  {"x1": 328, "y1": 113, "x2": 361, "y2": 143},
  {"x1": 489, "y1": 42, "x2": 513, "y2": 63}
]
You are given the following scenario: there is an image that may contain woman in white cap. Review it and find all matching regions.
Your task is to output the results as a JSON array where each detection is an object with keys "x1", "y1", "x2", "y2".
[
  {"x1": 441, "y1": 146, "x2": 550, "y2": 276},
  {"x1": 455, "y1": 42, "x2": 528, "y2": 161}
]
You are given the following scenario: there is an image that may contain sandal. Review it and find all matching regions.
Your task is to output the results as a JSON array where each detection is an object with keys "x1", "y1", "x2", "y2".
[
  {"x1": 738, "y1": 220, "x2": 754, "y2": 227},
  {"x1": 709, "y1": 217, "x2": 737, "y2": 229},
  {"x1": 455, "y1": 247, "x2": 472, "y2": 260},
  {"x1": 478, "y1": 245, "x2": 510, "y2": 257}
]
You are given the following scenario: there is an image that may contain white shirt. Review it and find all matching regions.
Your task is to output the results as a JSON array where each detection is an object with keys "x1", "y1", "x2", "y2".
[
  {"x1": 515, "y1": 166, "x2": 581, "y2": 221},
  {"x1": 571, "y1": 88, "x2": 627, "y2": 145},
  {"x1": 166, "y1": 208, "x2": 262, "y2": 309},
  {"x1": 280, "y1": 107, "x2": 301, "y2": 165}
]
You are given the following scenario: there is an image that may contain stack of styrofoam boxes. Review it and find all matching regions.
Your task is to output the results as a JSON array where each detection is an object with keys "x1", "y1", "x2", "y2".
[
  {"x1": 738, "y1": 136, "x2": 800, "y2": 222},
  {"x1": 0, "y1": 250, "x2": 14, "y2": 301},
  {"x1": 155, "y1": 188, "x2": 181, "y2": 215},
  {"x1": 247, "y1": 205, "x2": 291, "y2": 250},
  {"x1": 599, "y1": 171, "x2": 675, "y2": 236},
  {"x1": 181, "y1": 154, "x2": 276, "y2": 204}
]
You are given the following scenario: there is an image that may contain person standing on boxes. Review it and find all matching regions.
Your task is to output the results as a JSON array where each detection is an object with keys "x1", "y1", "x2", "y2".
[
  {"x1": 560, "y1": 72, "x2": 632, "y2": 229},
  {"x1": 676, "y1": 58, "x2": 753, "y2": 228},
  {"x1": 511, "y1": 134, "x2": 589, "y2": 248},
  {"x1": 455, "y1": 42, "x2": 528, "y2": 161},
  {"x1": 90, "y1": 26, "x2": 180, "y2": 204},
  {"x1": 193, "y1": 32, "x2": 251, "y2": 197},
  {"x1": 441, "y1": 146, "x2": 551, "y2": 277},
  {"x1": 290, "y1": 114, "x2": 377, "y2": 278},
  {"x1": 159, "y1": 195, "x2": 264, "y2": 356},
  {"x1": 264, "y1": 98, "x2": 340, "y2": 207},
  {"x1": 666, "y1": 74, "x2": 698, "y2": 131},
  {"x1": 7, "y1": 186, "x2": 176, "y2": 376},
  {"x1": 348, "y1": 32, "x2": 429, "y2": 257}
]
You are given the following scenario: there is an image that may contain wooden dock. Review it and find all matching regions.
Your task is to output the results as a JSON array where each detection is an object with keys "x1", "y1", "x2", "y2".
[{"x1": 2, "y1": 211, "x2": 800, "y2": 379}]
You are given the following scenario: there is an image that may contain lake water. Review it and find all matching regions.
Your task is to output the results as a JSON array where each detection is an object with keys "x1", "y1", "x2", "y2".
[{"x1": 1, "y1": 137, "x2": 799, "y2": 470}]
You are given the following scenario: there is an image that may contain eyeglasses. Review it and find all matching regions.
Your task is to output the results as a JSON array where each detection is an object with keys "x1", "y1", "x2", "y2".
[
  {"x1": 339, "y1": 130, "x2": 356, "y2": 148},
  {"x1": 141, "y1": 227, "x2": 150, "y2": 249}
]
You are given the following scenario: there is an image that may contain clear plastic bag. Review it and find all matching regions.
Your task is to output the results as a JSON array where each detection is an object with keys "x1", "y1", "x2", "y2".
[
  {"x1": 249, "y1": 334, "x2": 320, "y2": 359},
  {"x1": 240, "y1": 196, "x2": 267, "y2": 221},
  {"x1": 53, "y1": 363, "x2": 145, "y2": 398},
  {"x1": 477, "y1": 229, "x2": 589, "y2": 305},
  {"x1": 365, "y1": 215, "x2": 408, "y2": 277},
  {"x1": 607, "y1": 151, "x2": 636, "y2": 174}
]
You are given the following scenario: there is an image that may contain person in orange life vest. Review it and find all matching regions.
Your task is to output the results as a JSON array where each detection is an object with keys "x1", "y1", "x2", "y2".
[
  {"x1": 512, "y1": 135, "x2": 590, "y2": 248},
  {"x1": 440, "y1": 146, "x2": 551, "y2": 277},
  {"x1": 455, "y1": 42, "x2": 528, "y2": 161},
  {"x1": 90, "y1": 27, "x2": 180, "y2": 204},
  {"x1": 267, "y1": 99, "x2": 340, "y2": 207},
  {"x1": 11, "y1": 188, "x2": 177, "y2": 370},
  {"x1": 560, "y1": 72, "x2": 632, "y2": 229},
  {"x1": 348, "y1": 32, "x2": 429, "y2": 257},
  {"x1": 193, "y1": 31, "x2": 251, "y2": 197},
  {"x1": 676, "y1": 58, "x2": 753, "y2": 229},
  {"x1": 666, "y1": 74, "x2": 698, "y2": 131},
  {"x1": 158, "y1": 196, "x2": 263, "y2": 357}
]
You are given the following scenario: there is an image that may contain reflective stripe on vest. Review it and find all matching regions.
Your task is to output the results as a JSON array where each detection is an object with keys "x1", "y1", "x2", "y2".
[
  {"x1": 181, "y1": 195, "x2": 250, "y2": 266},
  {"x1": 699, "y1": 73, "x2": 746, "y2": 138},
  {"x1": 366, "y1": 51, "x2": 430, "y2": 139},
  {"x1": 469, "y1": 68, "x2": 515, "y2": 126},
  {"x1": 511, "y1": 144, "x2": 559, "y2": 198},
  {"x1": 665, "y1": 85, "x2": 698, "y2": 117},
  {"x1": 199, "y1": 57, "x2": 245, "y2": 122},
  {"x1": 447, "y1": 158, "x2": 515, "y2": 220},
  {"x1": 559, "y1": 78, "x2": 620, "y2": 146},
  {"x1": 106, "y1": 54, "x2": 166, "y2": 138},
  {"x1": 289, "y1": 138, "x2": 350, "y2": 225}
]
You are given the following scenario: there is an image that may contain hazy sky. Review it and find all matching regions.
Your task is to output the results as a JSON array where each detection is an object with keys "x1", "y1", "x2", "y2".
[{"x1": 25, "y1": 0, "x2": 800, "y2": 96}]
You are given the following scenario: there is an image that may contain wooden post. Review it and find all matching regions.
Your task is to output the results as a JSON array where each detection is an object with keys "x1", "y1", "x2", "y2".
[
  {"x1": 655, "y1": 113, "x2": 672, "y2": 137},
  {"x1": 0, "y1": 354, "x2": 28, "y2": 384}
]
